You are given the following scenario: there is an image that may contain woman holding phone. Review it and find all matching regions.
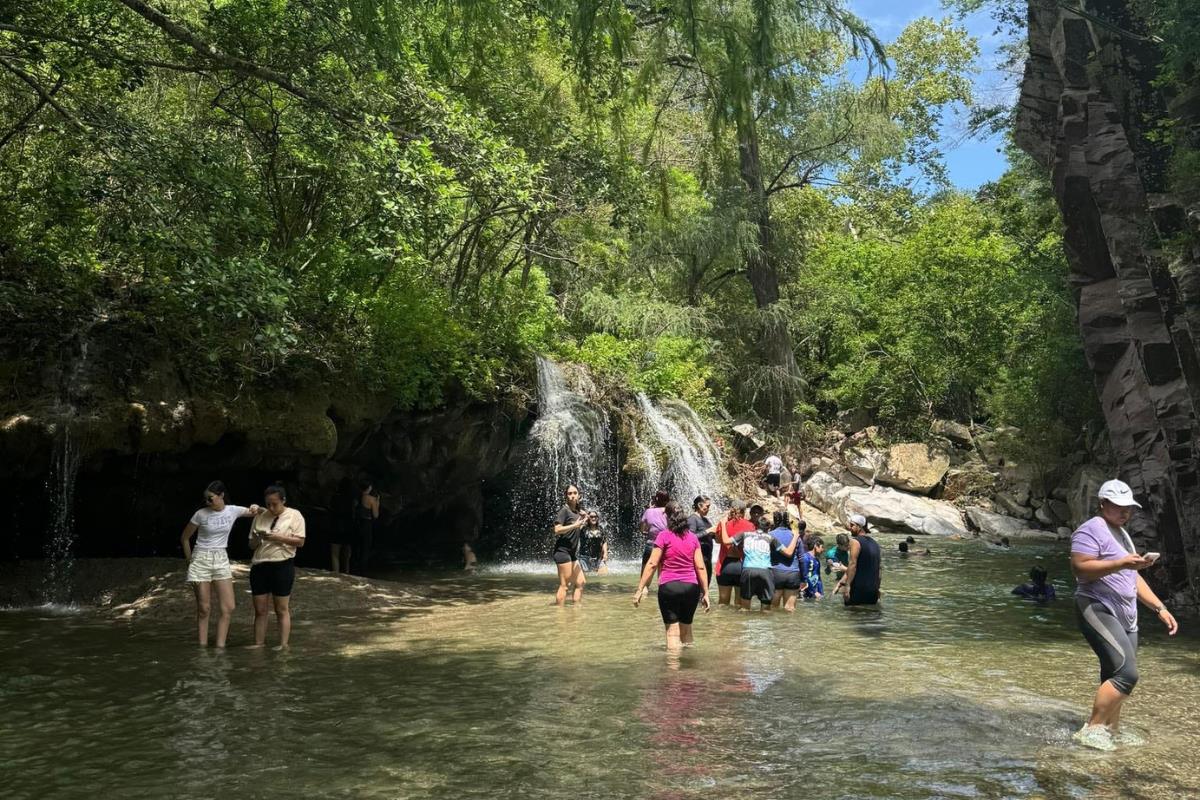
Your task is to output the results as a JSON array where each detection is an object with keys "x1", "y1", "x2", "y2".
[
  {"x1": 1069, "y1": 479, "x2": 1178, "y2": 750},
  {"x1": 180, "y1": 481, "x2": 258, "y2": 647}
]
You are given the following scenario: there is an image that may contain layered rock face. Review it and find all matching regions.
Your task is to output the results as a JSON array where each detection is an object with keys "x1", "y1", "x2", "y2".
[{"x1": 1017, "y1": 0, "x2": 1200, "y2": 600}]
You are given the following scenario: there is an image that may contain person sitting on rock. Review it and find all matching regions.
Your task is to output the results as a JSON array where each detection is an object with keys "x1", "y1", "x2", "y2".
[{"x1": 1012, "y1": 565, "x2": 1056, "y2": 601}]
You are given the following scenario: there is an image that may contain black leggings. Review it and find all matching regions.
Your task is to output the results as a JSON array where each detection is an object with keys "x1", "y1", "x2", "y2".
[
  {"x1": 657, "y1": 580, "x2": 702, "y2": 625},
  {"x1": 1076, "y1": 596, "x2": 1139, "y2": 695}
]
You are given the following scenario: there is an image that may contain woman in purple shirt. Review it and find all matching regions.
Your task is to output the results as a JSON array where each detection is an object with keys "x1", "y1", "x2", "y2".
[
  {"x1": 1069, "y1": 479, "x2": 1178, "y2": 751},
  {"x1": 634, "y1": 500, "x2": 710, "y2": 650}
]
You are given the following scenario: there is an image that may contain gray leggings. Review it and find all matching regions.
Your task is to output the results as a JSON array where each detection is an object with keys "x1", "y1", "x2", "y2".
[{"x1": 1076, "y1": 597, "x2": 1139, "y2": 695}]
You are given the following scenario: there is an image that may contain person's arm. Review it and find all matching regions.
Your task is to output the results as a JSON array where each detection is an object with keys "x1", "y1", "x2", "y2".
[
  {"x1": 554, "y1": 511, "x2": 586, "y2": 536},
  {"x1": 1069, "y1": 551, "x2": 1149, "y2": 581},
  {"x1": 1135, "y1": 573, "x2": 1178, "y2": 635},
  {"x1": 634, "y1": 548, "x2": 663, "y2": 605},
  {"x1": 180, "y1": 522, "x2": 198, "y2": 561},
  {"x1": 237, "y1": 505, "x2": 261, "y2": 518},
  {"x1": 716, "y1": 520, "x2": 734, "y2": 546},
  {"x1": 368, "y1": 495, "x2": 380, "y2": 519},
  {"x1": 692, "y1": 548, "x2": 710, "y2": 610},
  {"x1": 841, "y1": 538, "x2": 860, "y2": 594},
  {"x1": 600, "y1": 539, "x2": 608, "y2": 562},
  {"x1": 778, "y1": 533, "x2": 800, "y2": 558}
]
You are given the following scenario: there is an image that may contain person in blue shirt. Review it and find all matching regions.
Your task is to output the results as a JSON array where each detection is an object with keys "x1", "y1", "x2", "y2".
[
  {"x1": 1012, "y1": 565, "x2": 1057, "y2": 601},
  {"x1": 733, "y1": 514, "x2": 799, "y2": 611},
  {"x1": 800, "y1": 535, "x2": 824, "y2": 599},
  {"x1": 769, "y1": 511, "x2": 803, "y2": 611}
]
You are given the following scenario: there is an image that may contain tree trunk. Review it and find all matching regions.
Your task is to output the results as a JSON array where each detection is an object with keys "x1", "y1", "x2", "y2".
[{"x1": 736, "y1": 115, "x2": 799, "y2": 420}]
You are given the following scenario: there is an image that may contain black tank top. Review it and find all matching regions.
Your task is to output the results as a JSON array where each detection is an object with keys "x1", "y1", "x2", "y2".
[
  {"x1": 850, "y1": 534, "x2": 881, "y2": 594},
  {"x1": 354, "y1": 496, "x2": 374, "y2": 522}
]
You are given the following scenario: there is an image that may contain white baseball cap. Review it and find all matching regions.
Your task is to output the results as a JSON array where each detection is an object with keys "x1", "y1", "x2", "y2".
[
  {"x1": 849, "y1": 513, "x2": 868, "y2": 528},
  {"x1": 1097, "y1": 479, "x2": 1142, "y2": 508}
]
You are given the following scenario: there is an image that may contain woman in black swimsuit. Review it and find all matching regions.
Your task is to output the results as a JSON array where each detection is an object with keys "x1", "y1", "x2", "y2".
[{"x1": 551, "y1": 485, "x2": 587, "y2": 606}]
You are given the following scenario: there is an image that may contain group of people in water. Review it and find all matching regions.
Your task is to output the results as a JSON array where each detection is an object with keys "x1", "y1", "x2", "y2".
[
  {"x1": 549, "y1": 476, "x2": 1182, "y2": 752},
  {"x1": 550, "y1": 484, "x2": 885, "y2": 648},
  {"x1": 174, "y1": 469, "x2": 1179, "y2": 752}
]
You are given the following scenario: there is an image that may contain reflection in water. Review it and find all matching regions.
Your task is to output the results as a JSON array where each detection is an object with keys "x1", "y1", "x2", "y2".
[{"x1": 1, "y1": 537, "x2": 1198, "y2": 799}]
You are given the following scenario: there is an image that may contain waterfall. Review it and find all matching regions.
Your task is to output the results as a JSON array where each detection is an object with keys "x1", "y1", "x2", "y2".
[
  {"x1": 635, "y1": 394, "x2": 726, "y2": 506},
  {"x1": 503, "y1": 357, "x2": 618, "y2": 560},
  {"x1": 43, "y1": 427, "x2": 81, "y2": 603}
]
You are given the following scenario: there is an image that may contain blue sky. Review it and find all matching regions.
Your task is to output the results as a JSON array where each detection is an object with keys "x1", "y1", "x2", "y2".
[{"x1": 849, "y1": 0, "x2": 1018, "y2": 189}]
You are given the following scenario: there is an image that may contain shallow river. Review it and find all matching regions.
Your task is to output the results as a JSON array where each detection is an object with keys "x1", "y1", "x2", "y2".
[{"x1": 2, "y1": 537, "x2": 1198, "y2": 799}]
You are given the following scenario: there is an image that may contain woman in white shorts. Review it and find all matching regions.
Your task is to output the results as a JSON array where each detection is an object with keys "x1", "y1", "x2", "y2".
[{"x1": 180, "y1": 481, "x2": 258, "y2": 647}]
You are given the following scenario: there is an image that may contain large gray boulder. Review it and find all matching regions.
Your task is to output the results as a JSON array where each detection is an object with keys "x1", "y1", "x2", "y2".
[
  {"x1": 931, "y1": 419, "x2": 973, "y2": 447},
  {"x1": 966, "y1": 507, "x2": 1060, "y2": 541},
  {"x1": 841, "y1": 442, "x2": 949, "y2": 495},
  {"x1": 803, "y1": 471, "x2": 968, "y2": 537}
]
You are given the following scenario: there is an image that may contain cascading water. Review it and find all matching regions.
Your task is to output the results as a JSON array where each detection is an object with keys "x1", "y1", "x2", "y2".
[
  {"x1": 635, "y1": 394, "x2": 727, "y2": 506},
  {"x1": 42, "y1": 427, "x2": 81, "y2": 604},
  {"x1": 501, "y1": 358, "x2": 618, "y2": 560}
]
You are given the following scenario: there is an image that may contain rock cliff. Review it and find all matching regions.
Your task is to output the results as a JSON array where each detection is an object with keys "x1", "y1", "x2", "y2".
[{"x1": 1016, "y1": 0, "x2": 1200, "y2": 602}]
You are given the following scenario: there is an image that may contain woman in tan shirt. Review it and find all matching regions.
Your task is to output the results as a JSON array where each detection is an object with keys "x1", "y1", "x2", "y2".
[{"x1": 249, "y1": 483, "x2": 306, "y2": 648}]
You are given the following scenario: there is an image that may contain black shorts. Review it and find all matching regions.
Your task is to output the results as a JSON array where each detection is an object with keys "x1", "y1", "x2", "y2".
[
  {"x1": 552, "y1": 548, "x2": 577, "y2": 565},
  {"x1": 657, "y1": 580, "x2": 702, "y2": 625},
  {"x1": 772, "y1": 568, "x2": 802, "y2": 591},
  {"x1": 641, "y1": 540, "x2": 656, "y2": 571},
  {"x1": 844, "y1": 588, "x2": 880, "y2": 606},
  {"x1": 741, "y1": 567, "x2": 774, "y2": 604},
  {"x1": 250, "y1": 559, "x2": 296, "y2": 597},
  {"x1": 766, "y1": 473, "x2": 781, "y2": 488},
  {"x1": 716, "y1": 558, "x2": 743, "y2": 587}
]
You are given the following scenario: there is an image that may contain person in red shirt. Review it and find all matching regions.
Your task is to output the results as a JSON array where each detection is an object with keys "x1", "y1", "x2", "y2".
[{"x1": 714, "y1": 499, "x2": 755, "y2": 606}]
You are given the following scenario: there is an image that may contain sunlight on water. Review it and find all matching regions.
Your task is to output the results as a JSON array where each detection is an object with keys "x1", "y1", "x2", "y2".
[{"x1": 1, "y1": 537, "x2": 1198, "y2": 799}]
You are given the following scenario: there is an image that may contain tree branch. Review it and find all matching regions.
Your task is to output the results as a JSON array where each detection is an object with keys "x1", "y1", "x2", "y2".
[{"x1": 0, "y1": 57, "x2": 84, "y2": 131}]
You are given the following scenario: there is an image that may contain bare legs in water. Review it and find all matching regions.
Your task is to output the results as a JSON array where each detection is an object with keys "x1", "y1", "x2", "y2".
[
  {"x1": 192, "y1": 579, "x2": 235, "y2": 647},
  {"x1": 555, "y1": 560, "x2": 585, "y2": 606},
  {"x1": 252, "y1": 593, "x2": 292, "y2": 648}
]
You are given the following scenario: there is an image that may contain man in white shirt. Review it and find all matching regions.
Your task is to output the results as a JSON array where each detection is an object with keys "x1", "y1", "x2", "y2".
[{"x1": 763, "y1": 454, "x2": 784, "y2": 497}]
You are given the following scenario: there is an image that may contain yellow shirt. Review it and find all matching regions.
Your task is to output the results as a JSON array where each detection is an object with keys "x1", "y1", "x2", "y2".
[{"x1": 250, "y1": 507, "x2": 306, "y2": 564}]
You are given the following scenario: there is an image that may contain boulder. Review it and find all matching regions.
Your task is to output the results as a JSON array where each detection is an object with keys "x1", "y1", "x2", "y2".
[
  {"x1": 835, "y1": 408, "x2": 873, "y2": 434},
  {"x1": 840, "y1": 485, "x2": 969, "y2": 537},
  {"x1": 877, "y1": 443, "x2": 950, "y2": 494},
  {"x1": 1046, "y1": 499, "x2": 1071, "y2": 525},
  {"x1": 942, "y1": 465, "x2": 997, "y2": 501},
  {"x1": 1034, "y1": 505, "x2": 1055, "y2": 525},
  {"x1": 730, "y1": 422, "x2": 767, "y2": 458},
  {"x1": 803, "y1": 471, "x2": 968, "y2": 537},
  {"x1": 995, "y1": 492, "x2": 1034, "y2": 520},
  {"x1": 966, "y1": 507, "x2": 1059, "y2": 540},
  {"x1": 843, "y1": 444, "x2": 886, "y2": 484},
  {"x1": 1066, "y1": 464, "x2": 1108, "y2": 525},
  {"x1": 931, "y1": 419, "x2": 973, "y2": 447},
  {"x1": 802, "y1": 470, "x2": 845, "y2": 515}
]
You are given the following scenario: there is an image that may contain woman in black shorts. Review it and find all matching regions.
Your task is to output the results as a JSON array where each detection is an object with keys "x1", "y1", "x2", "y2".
[
  {"x1": 633, "y1": 501, "x2": 710, "y2": 649},
  {"x1": 551, "y1": 485, "x2": 587, "y2": 606},
  {"x1": 249, "y1": 483, "x2": 306, "y2": 648}
]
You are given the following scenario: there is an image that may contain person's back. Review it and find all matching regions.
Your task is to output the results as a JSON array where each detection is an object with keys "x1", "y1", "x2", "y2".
[
  {"x1": 770, "y1": 527, "x2": 800, "y2": 571},
  {"x1": 848, "y1": 532, "x2": 881, "y2": 603}
]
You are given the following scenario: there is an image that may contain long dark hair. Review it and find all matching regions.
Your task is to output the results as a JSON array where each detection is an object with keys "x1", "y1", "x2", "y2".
[
  {"x1": 204, "y1": 480, "x2": 226, "y2": 501},
  {"x1": 652, "y1": 490, "x2": 670, "y2": 508},
  {"x1": 665, "y1": 500, "x2": 689, "y2": 536}
]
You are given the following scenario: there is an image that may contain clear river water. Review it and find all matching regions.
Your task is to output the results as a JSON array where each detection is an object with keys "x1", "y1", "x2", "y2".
[{"x1": 2, "y1": 536, "x2": 1198, "y2": 799}]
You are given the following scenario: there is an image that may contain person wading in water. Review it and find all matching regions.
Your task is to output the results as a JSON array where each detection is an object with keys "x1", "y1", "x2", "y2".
[
  {"x1": 1069, "y1": 479, "x2": 1178, "y2": 751},
  {"x1": 634, "y1": 500, "x2": 710, "y2": 650},
  {"x1": 249, "y1": 483, "x2": 306, "y2": 648},
  {"x1": 180, "y1": 481, "x2": 258, "y2": 647},
  {"x1": 841, "y1": 514, "x2": 881, "y2": 607},
  {"x1": 551, "y1": 485, "x2": 587, "y2": 606}
]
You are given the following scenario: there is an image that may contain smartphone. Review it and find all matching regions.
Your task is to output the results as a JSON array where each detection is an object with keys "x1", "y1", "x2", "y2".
[{"x1": 1144, "y1": 552, "x2": 1160, "y2": 563}]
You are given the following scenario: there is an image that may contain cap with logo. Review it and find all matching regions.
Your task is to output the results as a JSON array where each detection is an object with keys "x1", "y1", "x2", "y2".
[{"x1": 1097, "y1": 479, "x2": 1141, "y2": 509}]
